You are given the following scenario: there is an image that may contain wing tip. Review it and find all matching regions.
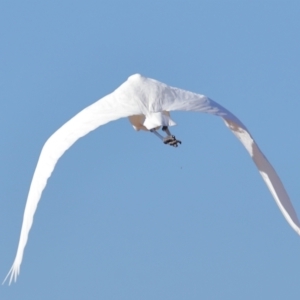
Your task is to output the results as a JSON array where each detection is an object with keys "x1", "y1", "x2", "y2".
[
  {"x1": 2, "y1": 263, "x2": 20, "y2": 286},
  {"x1": 294, "y1": 225, "x2": 300, "y2": 236}
]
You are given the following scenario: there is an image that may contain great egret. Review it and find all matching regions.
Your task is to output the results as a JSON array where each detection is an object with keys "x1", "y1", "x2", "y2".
[{"x1": 3, "y1": 73, "x2": 300, "y2": 284}]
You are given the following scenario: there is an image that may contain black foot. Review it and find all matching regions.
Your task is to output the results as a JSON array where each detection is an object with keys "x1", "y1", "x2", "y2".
[{"x1": 163, "y1": 135, "x2": 182, "y2": 147}]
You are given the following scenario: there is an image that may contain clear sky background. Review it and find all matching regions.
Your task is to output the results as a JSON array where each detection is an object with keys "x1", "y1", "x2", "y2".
[{"x1": 1, "y1": 1, "x2": 300, "y2": 299}]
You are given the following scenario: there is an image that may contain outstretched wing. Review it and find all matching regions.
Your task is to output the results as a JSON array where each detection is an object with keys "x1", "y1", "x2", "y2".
[
  {"x1": 4, "y1": 84, "x2": 142, "y2": 284},
  {"x1": 143, "y1": 76, "x2": 300, "y2": 235}
]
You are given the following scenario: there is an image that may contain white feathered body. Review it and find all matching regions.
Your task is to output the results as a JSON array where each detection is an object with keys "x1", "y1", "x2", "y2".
[{"x1": 4, "y1": 74, "x2": 300, "y2": 284}]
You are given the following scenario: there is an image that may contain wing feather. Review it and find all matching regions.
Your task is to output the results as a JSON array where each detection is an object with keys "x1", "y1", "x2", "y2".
[
  {"x1": 142, "y1": 77, "x2": 300, "y2": 235},
  {"x1": 4, "y1": 86, "x2": 141, "y2": 284}
]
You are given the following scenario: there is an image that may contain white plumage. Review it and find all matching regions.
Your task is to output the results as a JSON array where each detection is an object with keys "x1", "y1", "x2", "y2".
[{"x1": 4, "y1": 74, "x2": 300, "y2": 284}]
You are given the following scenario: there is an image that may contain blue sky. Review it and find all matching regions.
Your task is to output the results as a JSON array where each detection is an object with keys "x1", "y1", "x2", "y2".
[{"x1": 1, "y1": 1, "x2": 300, "y2": 299}]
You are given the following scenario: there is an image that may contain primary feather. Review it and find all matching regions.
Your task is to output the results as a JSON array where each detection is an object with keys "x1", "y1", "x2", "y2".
[{"x1": 4, "y1": 74, "x2": 299, "y2": 284}]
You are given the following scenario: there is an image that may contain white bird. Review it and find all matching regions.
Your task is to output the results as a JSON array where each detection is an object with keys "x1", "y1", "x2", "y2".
[{"x1": 3, "y1": 74, "x2": 300, "y2": 284}]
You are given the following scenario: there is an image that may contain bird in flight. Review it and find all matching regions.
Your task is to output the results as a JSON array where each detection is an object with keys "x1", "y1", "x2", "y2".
[{"x1": 3, "y1": 74, "x2": 300, "y2": 285}]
